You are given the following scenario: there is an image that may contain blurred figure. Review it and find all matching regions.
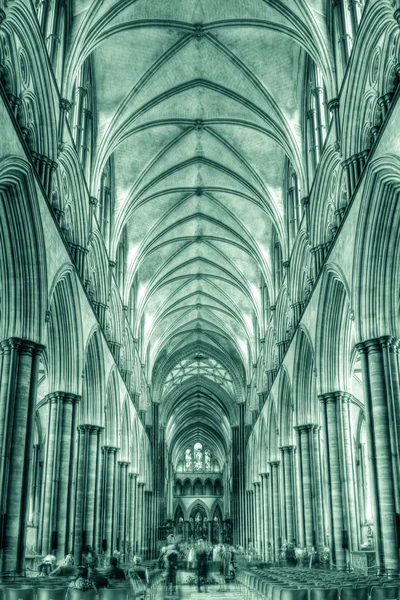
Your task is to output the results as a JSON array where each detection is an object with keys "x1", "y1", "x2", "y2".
[
  {"x1": 165, "y1": 543, "x2": 179, "y2": 596},
  {"x1": 104, "y1": 556, "x2": 126, "y2": 579},
  {"x1": 220, "y1": 544, "x2": 232, "y2": 592},
  {"x1": 88, "y1": 565, "x2": 109, "y2": 588},
  {"x1": 187, "y1": 545, "x2": 195, "y2": 570},
  {"x1": 196, "y1": 539, "x2": 209, "y2": 593},
  {"x1": 68, "y1": 566, "x2": 96, "y2": 591},
  {"x1": 51, "y1": 554, "x2": 77, "y2": 577},
  {"x1": 82, "y1": 545, "x2": 98, "y2": 569},
  {"x1": 38, "y1": 554, "x2": 56, "y2": 576},
  {"x1": 129, "y1": 556, "x2": 149, "y2": 598}
]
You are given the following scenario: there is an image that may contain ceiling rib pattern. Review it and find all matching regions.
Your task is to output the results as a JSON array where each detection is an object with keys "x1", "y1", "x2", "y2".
[{"x1": 67, "y1": 0, "x2": 332, "y2": 465}]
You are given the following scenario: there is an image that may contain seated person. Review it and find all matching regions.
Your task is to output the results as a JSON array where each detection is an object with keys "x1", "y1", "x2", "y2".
[
  {"x1": 129, "y1": 556, "x2": 149, "y2": 585},
  {"x1": 104, "y1": 556, "x2": 126, "y2": 580},
  {"x1": 88, "y1": 565, "x2": 109, "y2": 589},
  {"x1": 38, "y1": 554, "x2": 57, "y2": 577},
  {"x1": 68, "y1": 566, "x2": 96, "y2": 591},
  {"x1": 51, "y1": 554, "x2": 77, "y2": 577}
]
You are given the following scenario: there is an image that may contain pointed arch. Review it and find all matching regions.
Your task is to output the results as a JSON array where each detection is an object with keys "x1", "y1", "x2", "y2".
[
  {"x1": 0, "y1": 157, "x2": 47, "y2": 343},
  {"x1": 81, "y1": 327, "x2": 105, "y2": 425},
  {"x1": 47, "y1": 265, "x2": 83, "y2": 394}
]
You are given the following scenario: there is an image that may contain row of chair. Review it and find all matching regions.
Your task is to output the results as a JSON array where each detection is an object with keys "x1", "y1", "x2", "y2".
[
  {"x1": 237, "y1": 566, "x2": 400, "y2": 600},
  {"x1": 0, "y1": 572, "x2": 165, "y2": 600}
]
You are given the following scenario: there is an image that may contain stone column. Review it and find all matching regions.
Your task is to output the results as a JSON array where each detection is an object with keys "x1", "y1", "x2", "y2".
[
  {"x1": 297, "y1": 426, "x2": 314, "y2": 548},
  {"x1": 261, "y1": 474, "x2": 270, "y2": 561},
  {"x1": 118, "y1": 461, "x2": 129, "y2": 552},
  {"x1": 0, "y1": 339, "x2": 44, "y2": 573},
  {"x1": 357, "y1": 338, "x2": 400, "y2": 575},
  {"x1": 280, "y1": 446, "x2": 296, "y2": 544},
  {"x1": 55, "y1": 394, "x2": 81, "y2": 559},
  {"x1": 311, "y1": 425, "x2": 325, "y2": 554},
  {"x1": 40, "y1": 393, "x2": 61, "y2": 553},
  {"x1": 103, "y1": 446, "x2": 117, "y2": 555},
  {"x1": 340, "y1": 393, "x2": 359, "y2": 550},
  {"x1": 254, "y1": 482, "x2": 262, "y2": 557},
  {"x1": 294, "y1": 429, "x2": 305, "y2": 547},
  {"x1": 84, "y1": 427, "x2": 101, "y2": 547},
  {"x1": 269, "y1": 462, "x2": 281, "y2": 561},
  {"x1": 73, "y1": 425, "x2": 88, "y2": 558},
  {"x1": 129, "y1": 473, "x2": 138, "y2": 554},
  {"x1": 136, "y1": 483, "x2": 144, "y2": 554}
]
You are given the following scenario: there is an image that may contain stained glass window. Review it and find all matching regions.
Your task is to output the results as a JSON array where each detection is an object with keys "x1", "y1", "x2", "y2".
[
  {"x1": 194, "y1": 442, "x2": 203, "y2": 471},
  {"x1": 185, "y1": 448, "x2": 192, "y2": 471},
  {"x1": 205, "y1": 449, "x2": 211, "y2": 471}
]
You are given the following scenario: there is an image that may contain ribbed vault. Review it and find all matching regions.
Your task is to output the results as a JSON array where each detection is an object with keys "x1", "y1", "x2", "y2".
[{"x1": 65, "y1": 0, "x2": 334, "y2": 467}]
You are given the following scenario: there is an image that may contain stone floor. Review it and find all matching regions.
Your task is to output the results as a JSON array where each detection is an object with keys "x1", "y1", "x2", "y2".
[
  {"x1": 156, "y1": 582, "x2": 243, "y2": 599},
  {"x1": 160, "y1": 586, "x2": 242, "y2": 599}
]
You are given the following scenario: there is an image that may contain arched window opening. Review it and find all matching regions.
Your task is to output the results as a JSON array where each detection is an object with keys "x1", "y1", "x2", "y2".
[
  {"x1": 183, "y1": 443, "x2": 212, "y2": 472},
  {"x1": 117, "y1": 226, "x2": 127, "y2": 295},
  {"x1": 69, "y1": 57, "x2": 94, "y2": 184},
  {"x1": 185, "y1": 448, "x2": 192, "y2": 472},
  {"x1": 305, "y1": 60, "x2": 329, "y2": 183}
]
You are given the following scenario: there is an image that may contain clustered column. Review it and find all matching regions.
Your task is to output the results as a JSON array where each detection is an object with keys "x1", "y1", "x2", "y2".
[
  {"x1": 357, "y1": 337, "x2": 400, "y2": 575},
  {"x1": 0, "y1": 338, "x2": 44, "y2": 573}
]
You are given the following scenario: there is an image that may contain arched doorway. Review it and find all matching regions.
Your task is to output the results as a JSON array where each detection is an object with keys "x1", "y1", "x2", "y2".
[
  {"x1": 212, "y1": 505, "x2": 223, "y2": 544},
  {"x1": 189, "y1": 506, "x2": 208, "y2": 542},
  {"x1": 174, "y1": 505, "x2": 184, "y2": 539}
]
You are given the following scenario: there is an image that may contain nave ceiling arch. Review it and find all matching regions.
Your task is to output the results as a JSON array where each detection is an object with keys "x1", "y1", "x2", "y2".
[{"x1": 59, "y1": 0, "x2": 341, "y2": 463}]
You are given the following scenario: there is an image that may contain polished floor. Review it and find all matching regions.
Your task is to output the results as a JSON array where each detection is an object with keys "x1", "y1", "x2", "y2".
[
  {"x1": 160, "y1": 585, "x2": 243, "y2": 600},
  {"x1": 157, "y1": 583, "x2": 242, "y2": 599}
]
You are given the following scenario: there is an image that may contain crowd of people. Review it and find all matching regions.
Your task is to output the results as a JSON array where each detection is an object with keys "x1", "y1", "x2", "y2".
[
  {"x1": 159, "y1": 539, "x2": 237, "y2": 594},
  {"x1": 37, "y1": 540, "x2": 239, "y2": 597},
  {"x1": 37, "y1": 546, "x2": 149, "y2": 597}
]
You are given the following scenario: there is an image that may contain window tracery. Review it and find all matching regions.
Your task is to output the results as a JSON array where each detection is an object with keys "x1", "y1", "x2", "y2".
[{"x1": 184, "y1": 443, "x2": 212, "y2": 472}]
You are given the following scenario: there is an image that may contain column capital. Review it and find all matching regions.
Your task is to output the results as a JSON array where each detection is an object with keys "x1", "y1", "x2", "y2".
[
  {"x1": 294, "y1": 423, "x2": 319, "y2": 432},
  {"x1": 102, "y1": 445, "x2": 118, "y2": 454},
  {"x1": 118, "y1": 461, "x2": 130, "y2": 468},
  {"x1": 269, "y1": 460, "x2": 280, "y2": 468},
  {"x1": 260, "y1": 472, "x2": 270, "y2": 479},
  {"x1": 129, "y1": 472, "x2": 138, "y2": 479},
  {"x1": 327, "y1": 97, "x2": 340, "y2": 112},
  {"x1": 279, "y1": 445, "x2": 296, "y2": 453},
  {"x1": 319, "y1": 391, "x2": 352, "y2": 404},
  {"x1": 1, "y1": 338, "x2": 45, "y2": 357},
  {"x1": 356, "y1": 336, "x2": 399, "y2": 354}
]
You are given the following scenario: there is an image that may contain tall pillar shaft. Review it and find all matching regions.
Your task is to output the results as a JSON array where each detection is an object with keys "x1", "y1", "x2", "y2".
[
  {"x1": 270, "y1": 462, "x2": 281, "y2": 561},
  {"x1": 281, "y1": 446, "x2": 295, "y2": 544},
  {"x1": 0, "y1": 339, "x2": 43, "y2": 574},
  {"x1": 104, "y1": 447, "x2": 117, "y2": 554},
  {"x1": 298, "y1": 427, "x2": 314, "y2": 547},
  {"x1": 261, "y1": 474, "x2": 270, "y2": 561},
  {"x1": 358, "y1": 338, "x2": 400, "y2": 575}
]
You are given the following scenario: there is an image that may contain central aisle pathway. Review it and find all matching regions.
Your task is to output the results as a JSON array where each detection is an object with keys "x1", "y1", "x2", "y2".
[{"x1": 159, "y1": 583, "x2": 244, "y2": 599}]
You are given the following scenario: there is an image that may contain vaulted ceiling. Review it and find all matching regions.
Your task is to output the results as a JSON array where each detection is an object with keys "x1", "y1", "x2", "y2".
[{"x1": 66, "y1": 0, "x2": 334, "y2": 464}]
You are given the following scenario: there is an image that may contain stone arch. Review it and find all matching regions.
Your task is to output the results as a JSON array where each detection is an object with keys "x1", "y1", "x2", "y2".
[
  {"x1": 278, "y1": 366, "x2": 294, "y2": 446},
  {"x1": 105, "y1": 366, "x2": 120, "y2": 447},
  {"x1": 293, "y1": 326, "x2": 317, "y2": 425},
  {"x1": 341, "y1": 3, "x2": 398, "y2": 159},
  {"x1": 316, "y1": 264, "x2": 354, "y2": 394},
  {"x1": 0, "y1": 157, "x2": 47, "y2": 343},
  {"x1": 46, "y1": 265, "x2": 83, "y2": 395},
  {"x1": 2, "y1": 2, "x2": 58, "y2": 160},
  {"x1": 352, "y1": 156, "x2": 400, "y2": 340},
  {"x1": 81, "y1": 327, "x2": 104, "y2": 425}
]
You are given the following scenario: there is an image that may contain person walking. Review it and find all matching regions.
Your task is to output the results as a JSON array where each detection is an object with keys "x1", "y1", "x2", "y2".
[
  {"x1": 165, "y1": 543, "x2": 179, "y2": 596},
  {"x1": 196, "y1": 539, "x2": 209, "y2": 593}
]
